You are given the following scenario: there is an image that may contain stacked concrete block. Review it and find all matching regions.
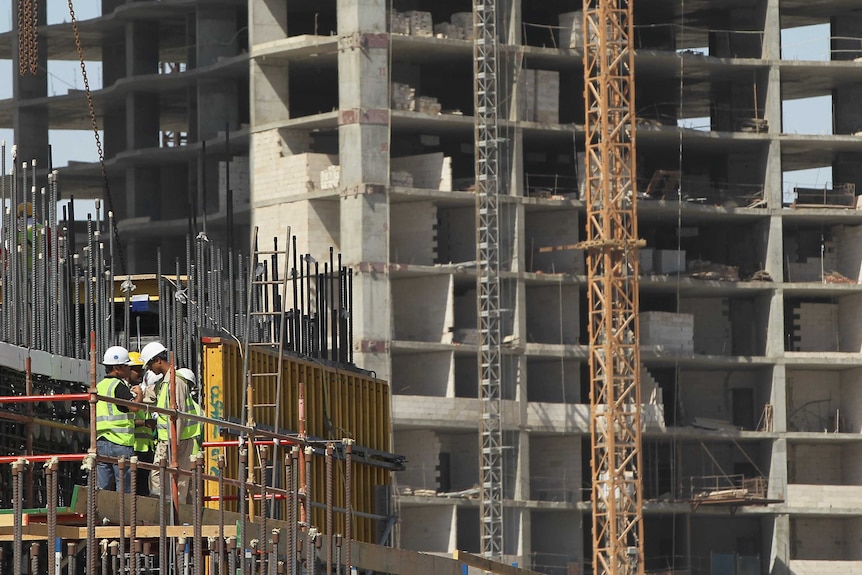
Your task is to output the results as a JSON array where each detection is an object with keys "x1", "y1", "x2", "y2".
[
  {"x1": 835, "y1": 224, "x2": 862, "y2": 282},
  {"x1": 218, "y1": 155, "x2": 250, "y2": 208},
  {"x1": 451, "y1": 13, "x2": 474, "y2": 40},
  {"x1": 391, "y1": 153, "x2": 453, "y2": 191},
  {"x1": 395, "y1": 429, "x2": 442, "y2": 490},
  {"x1": 416, "y1": 96, "x2": 442, "y2": 115},
  {"x1": 558, "y1": 11, "x2": 584, "y2": 49},
  {"x1": 256, "y1": 200, "x2": 338, "y2": 257},
  {"x1": 405, "y1": 11, "x2": 434, "y2": 37},
  {"x1": 390, "y1": 11, "x2": 410, "y2": 35},
  {"x1": 391, "y1": 82, "x2": 416, "y2": 111},
  {"x1": 320, "y1": 164, "x2": 341, "y2": 190},
  {"x1": 520, "y1": 70, "x2": 560, "y2": 124},
  {"x1": 790, "y1": 444, "x2": 842, "y2": 484},
  {"x1": 792, "y1": 302, "x2": 838, "y2": 351},
  {"x1": 390, "y1": 201, "x2": 437, "y2": 265},
  {"x1": 640, "y1": 367, "x2": 666, "y2": 430},
  {"x1": 787, "y1": 241, "x2": 838, "y2": 282},
  {"x1": 654, "y1": 249, "x2": 686, "y2": 274},
  {"x1": 639, "y1": 312, "x2": 694, "y2": 352},
  {"x1": 679, "y1": 297, "x2": 732, "y2": 355}
]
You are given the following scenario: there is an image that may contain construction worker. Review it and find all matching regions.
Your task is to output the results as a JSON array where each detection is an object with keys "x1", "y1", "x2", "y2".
[
  {"x1": 96, "y1": 345, "x2": 143, "y2": 492},
  {"x1": 176, "y1": 367, "x2": 204, "y2": 453},
  {"x1": 140, "y1": 341, "x2": 198, "y2": 503},
  {"x1": 128, "y1": 351, "x2": 155, "y2": 496}
]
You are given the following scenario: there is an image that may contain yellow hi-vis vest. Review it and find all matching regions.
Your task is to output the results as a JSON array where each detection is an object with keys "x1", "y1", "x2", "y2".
[
  {"x1": 96, "y1": 377, "x2": 135, "y2": 447},
  {"x1": 133, "y1": 416, "x2": 154, "y2": 453},
  {"x1": 155, "y1": 374, "x2": 201, "y2": 442}
]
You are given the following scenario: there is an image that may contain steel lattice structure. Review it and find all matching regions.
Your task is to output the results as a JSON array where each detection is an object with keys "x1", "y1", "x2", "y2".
[
  {"x1": 474, "y1": 0, "x2": 504, "y2": 560},
  {"x1": 583, "y1": 0, "x2": 645, "y2": 574}
]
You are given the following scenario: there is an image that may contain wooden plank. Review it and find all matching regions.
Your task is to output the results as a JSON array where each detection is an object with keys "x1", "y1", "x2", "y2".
[
  {"x1": 86, "y1": 525, "x2": 238, "y2": 539},
  {"x1": 453, "y1": 550, "x2": 551, "y2": 575},
  {"x1": 0, "y1": 524, "x2": 80, "y2": 541}
]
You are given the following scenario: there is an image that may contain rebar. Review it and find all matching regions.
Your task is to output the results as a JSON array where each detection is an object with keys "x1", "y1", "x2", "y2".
[
  {"x1": 194, "y1": 453, "x2": 204, "y2": 575},
  {"x1": 46, "y1": 458, "x2": 58, "y2": 575},
  {"x1": 344, "y1": 439, "x2": 353, "y2": 572},
  {"x1": 218, "y1": 455, "x2": 226, "y2": 575},
  {"x1": 130, "y1": 456, "x2": 139, "y2": 575},
  {"x1": 159, "y1": 456, "x2": 168, "y2": 575},
  {"x1": 326, "y1": 443, "x2": 334, "y2": 575},
  {"x1": 12, "y1": 459, "x2": 24, "y2": 575}
]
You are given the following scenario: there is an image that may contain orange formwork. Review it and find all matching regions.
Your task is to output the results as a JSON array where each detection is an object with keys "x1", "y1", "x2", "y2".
[{"x1": 199, "y1": 337, "x2": 393, "y2": 543}]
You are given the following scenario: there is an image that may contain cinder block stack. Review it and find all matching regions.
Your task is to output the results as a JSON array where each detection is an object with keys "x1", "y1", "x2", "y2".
[
  {"x1": 451, "y1": 13, "x2": 474, "y2": 40},
  {"x1": 391, "y1": 171, "x2": 414, "y2": 187},
  {"x1": 390, "y1": 11, "x2": 410, "y2": 35},
  {"x1": 405, "y1": 11, "x2": 433, "y2": 37},
  {"x1": 416, "y1": 96, "x2": 442, "y2": 115},
  {"x1": 391, "y1": 82, "x2": 416, "y2": 111}
]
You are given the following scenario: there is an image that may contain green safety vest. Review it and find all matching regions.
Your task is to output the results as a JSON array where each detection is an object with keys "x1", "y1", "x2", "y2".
[
  {"x1": 96, "y1": 377, "x2": 135, "y2": 447},
  {"x1": 133, "y1": 417, "x2": 154, "y2": 453},
  {"x1": 155, "y1": 374, "x2": 202, "y2": 442}
]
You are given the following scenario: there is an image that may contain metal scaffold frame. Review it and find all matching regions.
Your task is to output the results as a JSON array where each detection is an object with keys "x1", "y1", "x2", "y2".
[
  {"x1": 474, "y1": 0, "x2": 504, "y2": 560},
  {"x1": 583, "y1": 0, "x2": 645, "y2": 574}
]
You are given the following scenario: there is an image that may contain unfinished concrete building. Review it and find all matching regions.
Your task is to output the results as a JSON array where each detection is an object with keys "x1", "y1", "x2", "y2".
[{"x1": 7, "y1": 0, "x2": 862, "y2": 574}]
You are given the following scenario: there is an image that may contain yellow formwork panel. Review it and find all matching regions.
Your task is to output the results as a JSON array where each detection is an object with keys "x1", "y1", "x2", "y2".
[{"x1": 199, "y1": 337, "x2": 391, "y2": 544}]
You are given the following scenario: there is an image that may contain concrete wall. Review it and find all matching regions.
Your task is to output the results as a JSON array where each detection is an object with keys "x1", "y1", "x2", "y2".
[
  {"x1": 640, "y1": 312, "x2": 694, "y2": 352},
  {"x1": 529, "y1": 435, "x2": 581, "y2": 502},
  {"x1": 391, "y1": 275, "x2": 453, "y2": 342},
  {"x1": 390, "y1": 201, "x2": 437, "y2": 265},
  {"x1": 787, "y1": 484, "x2": 862, "y2": 510},
  {"x1": 525, "y1": 211, "x2": 582, "y2": 274},
  {"x1": 526, "y1": 359, "x2": 580, "y2": 403},
  {"x1": 525, "y1": 285, "x2": 579, "y2": 344},
  {"x1": 840, "y1": 368, "x2": 862, "y2": 433},
  {"x1": 394, "y1": 429, "x2": 441, "y2": 491},
  {"x1": 839, "y1": 293, "x2": 862, "y2": 352},
  {"x1": 679, "y1": 297, "x2": 732, "y2": 355},
  {"x1": 390, "y1": 153, "x2": 452, "y2": 191},
  {"x1": 835, "y1": 225, "x2": 862, "y2": 282},
  {"x1": 391, "y1": 351, "x2": 453, "y2": 397},
  {"x1": 439, "y1": 432, "x2": 480, "y2": 490},
  {"x1": 788, "y1": 560, "x2": 862, "y2": 575},
  {"x1": 256, "y1": 199, "x2": 339, "y2": 256},
  {"x1": 787, "y1": 370, "x2": 840, "y2": 432},
  {"x1": 792, "y1": 303, "x2": 839, "y2": 351},
  {"x1": 792, "y1": 518, "x2": 862, "y2": 560},
  {"x1": 790, "y1": 444, "x2": 842, "y2": 484},
  {"x1": 678, "y1": 370, "x2": 762, "y2": 426},
  {"x1": 436, "y1": 207, "x2": 475, "y2": 264},
  {"x1": 399, "y1": 505, "x2": 456, "y2": 553}
]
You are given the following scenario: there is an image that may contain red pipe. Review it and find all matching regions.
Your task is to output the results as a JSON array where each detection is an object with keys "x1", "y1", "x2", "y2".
[
  {"x1": 0, "y1": 394, "x2": 90, "y2": 404},
  {"x1": 0, "y1": 454, "x2": 86, "y2": 464}
]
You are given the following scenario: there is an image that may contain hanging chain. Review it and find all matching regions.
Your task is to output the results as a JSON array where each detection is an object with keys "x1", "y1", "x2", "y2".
[
  {"x1": 17, "y1": 0, "x2": 39, "y2": 76},
  {"x1": 29, "y1": 0, "x2": 38, "y2": 75},
  {"x1": 67, "y1": 0, "x2": 127, "y2": 274}
]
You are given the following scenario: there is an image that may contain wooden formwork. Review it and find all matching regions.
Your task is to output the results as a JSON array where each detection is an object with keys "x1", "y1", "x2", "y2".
[{"x1": 199, "y1": 337, "x2": 393, "y2": 543}]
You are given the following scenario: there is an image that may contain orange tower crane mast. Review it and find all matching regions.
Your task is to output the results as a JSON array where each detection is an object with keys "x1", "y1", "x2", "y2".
[{"x1": 582, "y1": 0, "x2": 645, "y2": 574}]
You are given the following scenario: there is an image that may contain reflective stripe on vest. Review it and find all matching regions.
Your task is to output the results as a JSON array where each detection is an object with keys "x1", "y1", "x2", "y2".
[
  {"x1": 96, "y1": 377, "x2": 135, "y2": 447},
  {"x1": 134, "y1": 423, "x2": 154, "y2": 453},
  {"x1": 155, "y1": 374, "x2": 200, "y2": 441}
]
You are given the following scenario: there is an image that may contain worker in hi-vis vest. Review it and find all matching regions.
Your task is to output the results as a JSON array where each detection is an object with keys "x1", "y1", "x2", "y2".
[
  {"x1": 96, "y1": 345, "x2": 143, "y2": 492},
  {"x1": 140, "y1": 341, "x2": 199, "y2": 503},
  {"x1": 128, "y1": 351, "x2": 155, "y2": 496}
]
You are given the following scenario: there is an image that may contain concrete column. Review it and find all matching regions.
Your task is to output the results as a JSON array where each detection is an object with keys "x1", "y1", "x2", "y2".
[
  {"x1": 12, "y1": 0, "x2": 48, "y2": 169},
  {"x1": 251, "y1": 61, "x2": 290, "y2": 127},
  {"x1": 770, "y1": 364, "x2": 787, "y2": 433},
  {"x1": 762, "y1": 0, "x2": 781, "y2": 60},
  {"x1": 337, "y1": 0, "x2": 391, "y2": 380},
  {"x1": 251, "y1": 0, "x2": 288, "y2": 44},
  {"x1": 769, "y1": 514, "x2": 791, "y2": 575},
  {"x1": 197, "y1": 7, "x2": 240, "y2": 139}
]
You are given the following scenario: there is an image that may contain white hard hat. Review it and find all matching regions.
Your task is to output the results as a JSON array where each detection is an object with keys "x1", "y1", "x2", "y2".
[
  {"x1": 144, "y1": 371, "x2": 162, "y2": 387},
  {"x1": 176, "y1": 368, "x2": 196, "y2": 385},
  {"x1": 102, "y1": 345, "x2": 131, "y2": 366},
  {"x1": 140, "y1": 341, "x2": 167, "y2": 367}
]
